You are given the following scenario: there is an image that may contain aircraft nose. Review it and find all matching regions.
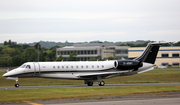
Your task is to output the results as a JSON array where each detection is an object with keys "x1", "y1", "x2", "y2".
[{"x1": 3, "y1": 73, "x2": 9, "y2": 77}]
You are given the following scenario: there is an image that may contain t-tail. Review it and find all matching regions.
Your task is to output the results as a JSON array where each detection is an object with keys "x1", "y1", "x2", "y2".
[{"x1": 133, "y1": 41, "x2": 166, "y2": 64}]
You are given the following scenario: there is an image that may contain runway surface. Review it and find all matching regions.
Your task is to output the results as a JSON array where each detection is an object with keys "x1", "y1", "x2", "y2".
[
  {"x1": 0, "y1": 83, "x2": 180, "y2": 90},
  {"x1": 44, "y1": 98, "x2": 180, "y2": 105}
]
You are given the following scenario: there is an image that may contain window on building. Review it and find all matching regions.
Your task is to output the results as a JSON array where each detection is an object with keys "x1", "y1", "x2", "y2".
[
  {"x1": 91, "y1": 50, "x2": 94, "y2": 54},
  {"x1": 172, "y1": 62, "x2": 179, "y2": 66},
  {"x1": 84, "y1": 50, "x2": 86, "y2": 54},
  {"x1": 121, "y1": 50, "x2": 128, "y2": 54},
  {"x1": 64, "y1": 51, "x2": 66, "y2": 55},
  {"x1": 88, "y1": 51, "x2": 90, "y2": 54},
  {"x1": 61, "y1": 51, "x2": 64, "y2": 55},
  {"x1": 84, "y1": 58, "x2": 87, "y2": 61},
  {"x1": 77, "y1": 51, "x2": 80, "y2": 54},
  {"x1": 81, "y1": 51, "x2": 83, "y2": 55},
  {"x1": 162, "y1": 54, "x2": 169, "y2": 57},
  {"x1": 95, "y1": 50, "x2": 97, "y2": 54},
  {"x1": 172, "y1": 53, "x2": 179, "y2": 57},
  {"x1": 162, "y1": 63, "x2": 169, "y2": 66},
  {"x1": 115, "y1": 50, "x2": 120, "y2": 54}
]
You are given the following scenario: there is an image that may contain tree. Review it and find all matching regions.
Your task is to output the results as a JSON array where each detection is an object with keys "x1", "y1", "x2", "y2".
[
  {"x1": 47, "y1": 49, "x2": 56, "y2": 61},
  {"x1": 68, "y1": 52, "x2": 77, "y2": 61},
  {"x1": 8, "y1": 40, "x2": 11, "y2": 45},
  {"x1": 12, "y1": 55, "x2": 24, "y2": 66},
  {"x1": 107, "y1": 56, "x2": 120, "y2": 60},
  {"x1": 55, "y1": 55, "x2": 64, "y2": 61},
  {"x1": 34, "y1": 43, "x2": 41, "y2": 50},
  {"x1": 4, "y1": 41, "x2": 7, "y2": 45},
  {"x1": 88, "y1": 58, "x2": 97, "y2": 61}
]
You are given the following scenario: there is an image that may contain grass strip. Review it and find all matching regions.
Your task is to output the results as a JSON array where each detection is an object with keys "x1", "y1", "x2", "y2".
[{"x1": 0, "y1": 85, "x2": 180, "y2": 103}]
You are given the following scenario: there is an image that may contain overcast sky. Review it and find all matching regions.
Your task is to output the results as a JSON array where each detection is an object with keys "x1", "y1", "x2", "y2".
[{"x1": 0, "y1": 0, "x2": 180, "y2": 43}]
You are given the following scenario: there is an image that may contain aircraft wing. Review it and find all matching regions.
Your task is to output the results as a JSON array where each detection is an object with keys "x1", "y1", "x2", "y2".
[
  {"x1": 76, "y1": 67, "x2": 155, "y2": 79},
  {"x1": 75, "y1": 71, "x2": 131, "y2": 79}
]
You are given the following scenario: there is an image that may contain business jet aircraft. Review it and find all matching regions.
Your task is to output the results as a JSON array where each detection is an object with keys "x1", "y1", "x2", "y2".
[{"x1": 3, "y1": 42, "x2": 165, "y2": 87}]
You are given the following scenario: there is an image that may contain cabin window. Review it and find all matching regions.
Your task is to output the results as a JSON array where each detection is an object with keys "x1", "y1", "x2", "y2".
[
  {"x1": 102, "y1": 65, "x2": 104, "y2": 68},
  {"x1": 92, "y1": 65, "x2": 94, "y2": 68},
  {"x1": 86, "y1": 65, "x2": 88, "y2": 68},
  {"x1": 42, "y1": 66, "x2": 46, "y2": 68},
  {"x1": 97, "y1": 65, "x2": 99, "y2": 68},
  {"x1": 62, "y1": 66, "x2": 64, "y2": 69},
  {"x1": 57, "y1": 66, "x2": 60, "y2": 69},
  {"x1": 71, "y1": 66, "x2": 73, "y2": 68},
  {"x1": 81, "y1": 66, "x2": 83, "y2": 68},
  {"x1": 26, "y1": 65, "x2": 31, "y2": 69},
  {"x1": 66, "y1": 66, "x2": 68, "y2": 68},
  {"x1": 76, "y1": 66, "x2": 78, "y2": 68},
  {"x1": 53, "y1": 66, "x2": 55, "y2": 69}
]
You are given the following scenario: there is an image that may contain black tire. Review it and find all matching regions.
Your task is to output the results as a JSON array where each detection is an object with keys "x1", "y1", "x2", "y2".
[
  {"x1": 87, "y1": 82, "x2": 93, "y2": 86},
  {"x1": 15, "y1": 83, "x2": 19, "y2": 88},
  {"x1": 99, "y1": 81, "x2": 105, "y2": 86}
]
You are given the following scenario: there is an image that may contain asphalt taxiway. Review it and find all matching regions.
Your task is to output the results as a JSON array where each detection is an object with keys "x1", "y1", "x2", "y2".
[{"x1": 0, "y1": 83, "x2": 180, "y2": 90}]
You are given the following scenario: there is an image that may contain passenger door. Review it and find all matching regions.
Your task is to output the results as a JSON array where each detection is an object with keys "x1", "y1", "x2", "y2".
[{"x1": 34, "y1": 63, "x2": 40, "y2": 76}]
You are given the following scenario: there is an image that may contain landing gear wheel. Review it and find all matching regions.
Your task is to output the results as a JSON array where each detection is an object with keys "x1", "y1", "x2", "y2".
[
  {"x1": 98, "y1": 81, "x2": 105, "y2": 86},
  {"x1": 87, "y1": 82, "x2": 93, "y2": 86},
  {"x1": 15, "y1": 83, "x2": 19, "y2": 88}
]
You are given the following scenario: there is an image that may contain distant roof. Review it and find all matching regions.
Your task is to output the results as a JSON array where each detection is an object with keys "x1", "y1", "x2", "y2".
[{"x1": 74, "y1": 43, "x2": 115, "y2": 47}]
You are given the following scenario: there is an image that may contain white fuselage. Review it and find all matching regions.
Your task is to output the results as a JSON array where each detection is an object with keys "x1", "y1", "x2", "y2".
[{"x1": 3, "y1": 61, "x2": 154, "y2": 80}]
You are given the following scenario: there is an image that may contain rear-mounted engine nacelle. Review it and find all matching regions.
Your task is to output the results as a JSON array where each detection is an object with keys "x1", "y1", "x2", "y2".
[{"x1": 114, "y1": 60, "x2": 143, "y2": 70}]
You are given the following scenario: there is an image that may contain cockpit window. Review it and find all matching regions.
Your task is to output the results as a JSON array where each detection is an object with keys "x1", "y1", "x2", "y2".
[
  {"x1": 26, "y1": 65, "x2": 31, "y2": 69},
  {"x1": 19, "y1": 64, "x2": 26, "y2": 68}
]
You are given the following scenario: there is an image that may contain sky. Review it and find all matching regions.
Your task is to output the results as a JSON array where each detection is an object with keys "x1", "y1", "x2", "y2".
[{"x1": 0, "y1": 0, "x2": 180, "y2": 43}]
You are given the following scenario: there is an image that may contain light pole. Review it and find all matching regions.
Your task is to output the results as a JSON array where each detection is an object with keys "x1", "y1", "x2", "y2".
[{"x1": 38, "y1": 45, "x2": 39, "y2": 62}]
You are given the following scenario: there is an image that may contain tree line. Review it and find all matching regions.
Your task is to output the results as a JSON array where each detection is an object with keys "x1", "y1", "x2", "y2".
[{"x1": 0, "y1": 40, "x2": 58, "y2": 67}]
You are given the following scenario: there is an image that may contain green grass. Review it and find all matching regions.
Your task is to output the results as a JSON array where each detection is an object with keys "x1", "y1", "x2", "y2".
[
  {"x1": 0, "y1": 85, "x2": 180, "y2": 103},
  {"x1": 0, "y1": 68, "x2": 180, "y2": 86}
]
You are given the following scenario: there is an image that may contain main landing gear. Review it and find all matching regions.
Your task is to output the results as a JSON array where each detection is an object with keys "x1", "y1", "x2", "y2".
[
  {"x1": 85, "y1": 81, "x2": 105, "y2": 86},
  {"x1": 98, "y1": 81, "x2": 105, "y2": 86}
]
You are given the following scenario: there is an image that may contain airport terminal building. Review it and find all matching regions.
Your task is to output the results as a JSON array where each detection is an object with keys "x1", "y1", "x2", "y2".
[
  {"x1": 56, "y1": 43, "x2": 180, "y2": 66},
  {"x1": 56, "y1": 43, "x2": 129, "y2": 61}
]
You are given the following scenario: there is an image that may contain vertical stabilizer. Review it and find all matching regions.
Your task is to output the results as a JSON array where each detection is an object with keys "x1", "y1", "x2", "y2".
[{"x1": 133, "y1": 42, "x2": 166, "y2": 64}]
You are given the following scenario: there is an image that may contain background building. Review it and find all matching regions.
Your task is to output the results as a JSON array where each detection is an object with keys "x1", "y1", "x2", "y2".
[
  {"x1": 57, "y1": 43, "x2": 180, "y2": 66},
  {"x1": 129, "y1": 46, "x2": 180, "y2": 66},
  {"x1": 56, "y1": 43, "x2": 128, "y2": 61}
]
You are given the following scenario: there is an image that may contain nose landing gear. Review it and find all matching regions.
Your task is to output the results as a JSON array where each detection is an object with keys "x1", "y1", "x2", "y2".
[
  {"x1": 15, "y1": 80, "x2": 19, "y2": 88},
  {"x1": 5, "y1": 77, "x2": 19, "y2": 88}
]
